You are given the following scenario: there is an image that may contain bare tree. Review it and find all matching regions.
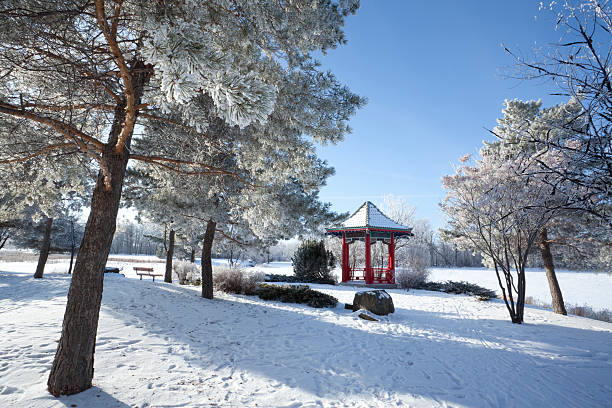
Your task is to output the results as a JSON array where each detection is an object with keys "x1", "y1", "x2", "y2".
[{"x1": 442, "y1": 156, "x2": 558, "y2": 324}]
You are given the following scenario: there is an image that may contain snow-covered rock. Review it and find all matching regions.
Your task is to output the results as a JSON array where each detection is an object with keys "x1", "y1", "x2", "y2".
[{"x1": 352, "y1": 289, "x2": 395, "y2": 315}]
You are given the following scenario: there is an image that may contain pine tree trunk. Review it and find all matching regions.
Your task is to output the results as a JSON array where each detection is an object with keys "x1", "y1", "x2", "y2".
[
  {"x1": 0, "y1": 230, "x2": 9, "y2": 251},
  {"x1": 201, "y1": 219, "x2": 216, "y2": 299},
  {"x1": 539, "y1": 228, "x2": 567, "y2": 315},
  {"x1": 190, "y1": 248, "x2": 195, "y2": 263},
  {"x1": 165, "y1": 229, "x2": 175, "y2": 283},
  {"x1": 34, "y1": 217, "x2": 53, "y2": 279},
  {"x1": 47, "y1": 60, "x2": 149, "y2": 397},
  {"x1": 47, "y1": 146, "x2": 128, "y2": 396},
  {"x1": 68, "y1": 221, "x2": 75, "y2": 275}
]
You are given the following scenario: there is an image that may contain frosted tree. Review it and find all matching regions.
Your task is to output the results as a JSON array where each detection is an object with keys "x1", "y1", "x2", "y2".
[
  {"x1": 382, "y1": 196, "x2": 434, "y2": 261},
  {"x1": 0, "y1": 0, "x2": 362, "y2": 396},
  {"x1": 505, "y1": 0, "x2": 611, "y2": 223},
  {"x1": 0, "y1": 157, "x2": 89, "y2": 278},
  {"x1": 109, "y1": 219, "x2": 161, "y2": 256},
  {"x1": 0, "y1": 188, "x2": 21, "y2": 251},
  {"x1": 12, "y1": 207, "x2": 85, "y2": 276},
  {"x1": 128, "y1": 131, "x2": 343, "y2": 299},
  {"x1": 484, "y1": 98, "x2": 611, "y2": 314},
  {"x1": 442, "y1": 153, "x2": 563, "y2": 324}
]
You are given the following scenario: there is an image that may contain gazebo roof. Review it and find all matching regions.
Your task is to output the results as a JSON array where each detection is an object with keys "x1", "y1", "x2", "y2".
[{"x1": 327, "y1": 201, "x2": 413, "y2": 233}]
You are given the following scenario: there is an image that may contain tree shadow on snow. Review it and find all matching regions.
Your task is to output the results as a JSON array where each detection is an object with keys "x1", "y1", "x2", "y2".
[
  {"x1": 0, "y1": 272, "x2": 70, "y2": 303},
  {"x1": 55, "y1": 386, "x2": 131, "y2": 408}
]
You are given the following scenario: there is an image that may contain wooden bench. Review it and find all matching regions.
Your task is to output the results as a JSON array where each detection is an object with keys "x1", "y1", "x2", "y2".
[{"x1": 134, "y1": 267, "x2": 163, "y2": 282}]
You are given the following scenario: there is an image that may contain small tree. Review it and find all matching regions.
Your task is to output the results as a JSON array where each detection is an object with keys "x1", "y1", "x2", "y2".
[
  {"x1": 441, "y1": 155, "x2": 557, "y2": 324},
  {"x1": 292, "y1": 239, "x2": 336, "y2": 283}
]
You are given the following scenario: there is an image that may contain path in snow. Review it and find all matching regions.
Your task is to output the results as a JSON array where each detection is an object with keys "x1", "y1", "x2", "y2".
[{"x1": 0, "y1": 264, "x2": 611, "y2": 407}]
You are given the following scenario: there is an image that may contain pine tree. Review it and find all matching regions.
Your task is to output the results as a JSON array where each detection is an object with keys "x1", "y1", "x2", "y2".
[
  {"x1": 0, "y1": 0, "x2": 362, "y2": 396},
  {"x1": 292, "y1": 239, "x2": 336, "y2": 283}
]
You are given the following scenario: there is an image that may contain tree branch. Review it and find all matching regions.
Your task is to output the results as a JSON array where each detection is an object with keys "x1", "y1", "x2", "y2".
[{"x1": 94, "y1": 0, "x2": 135, "y2": 153}]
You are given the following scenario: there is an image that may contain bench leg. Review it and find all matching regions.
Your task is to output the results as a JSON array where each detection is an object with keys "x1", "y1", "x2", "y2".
[
  {"x1": 140, "y1": 275, "x2": 142, "y2": 280},
  {"x1": 152, "y1": 276, "x2": 155, "y2": 282}
]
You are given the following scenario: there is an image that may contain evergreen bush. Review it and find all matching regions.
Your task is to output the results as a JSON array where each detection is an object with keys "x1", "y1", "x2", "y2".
[
  {"x1": 413, "y1": 280, "x2": 496, "y2": 300},
  {"x1": 256, "y1": 283, "x2": 338, "y2": 308},
  {"x1": 264, "y1": 273, "x2": 336, "y2": 285},
  {"x1": 291, "y1": 239, "x2": 336, "y2": 284}
]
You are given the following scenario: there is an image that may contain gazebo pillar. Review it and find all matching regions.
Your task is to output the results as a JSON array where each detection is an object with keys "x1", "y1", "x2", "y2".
[
  {"x1": 388, "y1": 233, "x2": 395, "y2": 284},
  {"x1": 341, "y1": 232, "x2": 350, "y2": 283},
  {"x1": 365, "y1": 230, "x2": 373, "y2": 284}
]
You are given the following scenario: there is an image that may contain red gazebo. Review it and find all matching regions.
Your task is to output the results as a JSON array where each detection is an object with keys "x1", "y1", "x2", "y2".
[{"x1": 326, "y1": 201, "x2": 413, "y2": 285}]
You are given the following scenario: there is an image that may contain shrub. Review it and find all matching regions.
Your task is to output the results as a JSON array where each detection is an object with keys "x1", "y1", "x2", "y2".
[
  {"x1": 395, "y1": 267, "x2": 430, "y2": 289},
  {"x1": 256, "y1": 283, "x2": 338, "y2": 308},
  {"x1": 173, "y1": 260, "x2": 200, "y2": 285},
  {"x1": 213, "y1": 266, "x2": 264, "y2": 295},
  {"x1": 567, "y1": 305, "x2": 611, "y2": 322},
  {"x1": 292, "y1": 239, "x2": 336, "y2": 283},
  {"x1": 413, "y1": 280, "x2": 496, "y2": 301},
  {"x1": 265, "y1": 273, "x2": 336, "y2": 285},
  {"x1": 524, "y1": 297, "x2": 612, "y2": 323}
]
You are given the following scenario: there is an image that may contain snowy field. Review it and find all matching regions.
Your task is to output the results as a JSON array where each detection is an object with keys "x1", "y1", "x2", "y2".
[
  {"x1": 429, "y1": 267, "x2": 612, "y2": 311},
  {"x1": 1, "y1": 260, "x2": 612, "y2": 407}
]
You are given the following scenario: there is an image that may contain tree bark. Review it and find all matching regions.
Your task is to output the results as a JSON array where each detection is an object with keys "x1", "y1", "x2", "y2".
[
  {"x1": 201, "y1": 219, "x2": 216, "y2": 299},
  {"x1": 165, "y1": 229, "x2": 175, "y2": 283},
  {"x1": 47, "y1": 60, "x2": 150, "y2": 397},
  {"x1": 190, "y1": 248, "x2": 195, "y2": 263},
  {"x1": 67, "y1": 221, "x2": 75, "y2": 275},
  {"x1": 0, "y1": 231, "x2": 9, "y2": 251},
  {"x1": 539, "y1": 228, "x2": 567, "y2": 315},
  {"x1": 514, "y1": 270, "x2": 526, "y2": 324},
  {"x1": 34, "y1": 217, "x2": 54, "y2": 279}
]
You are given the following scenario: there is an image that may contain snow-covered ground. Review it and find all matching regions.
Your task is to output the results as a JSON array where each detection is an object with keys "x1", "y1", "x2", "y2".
[
  {"x1": 1, "y1": 260, "x2": 611, "y2": 407},
  {"x1": 429, "y1": 267, "x2": 612, "y2": 311}
]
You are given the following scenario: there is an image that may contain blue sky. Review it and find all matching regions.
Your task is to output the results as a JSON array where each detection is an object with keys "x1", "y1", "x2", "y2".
[{"x1": 316, "y1": 1, "x2": 566, "y2": 229}]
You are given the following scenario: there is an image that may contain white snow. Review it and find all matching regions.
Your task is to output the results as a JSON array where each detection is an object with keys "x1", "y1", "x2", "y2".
[
  {"x1": 429, "y1": 267, "x2": 612, "y2": 311},
  {"x1": 1, "y1": 260, "x2": 611, "y2": 407},
  {"x1": 341, "y1": 201, "x2": 411, "y2": 230}
]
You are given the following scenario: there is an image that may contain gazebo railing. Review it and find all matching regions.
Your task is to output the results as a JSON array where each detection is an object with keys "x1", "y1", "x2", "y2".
[{"x1": 349, "y1": 267, "x2": 395, "y2": 284}]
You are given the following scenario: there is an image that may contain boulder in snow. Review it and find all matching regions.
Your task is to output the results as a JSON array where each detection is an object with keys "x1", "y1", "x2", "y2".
[{"x1": 352, "y1": 290, "x2": 394, "y2": 316}]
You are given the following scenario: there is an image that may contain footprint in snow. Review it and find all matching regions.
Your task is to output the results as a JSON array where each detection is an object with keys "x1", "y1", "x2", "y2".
[{"x1": 0, "y1": 386, "x2": 21, "y2": 395}]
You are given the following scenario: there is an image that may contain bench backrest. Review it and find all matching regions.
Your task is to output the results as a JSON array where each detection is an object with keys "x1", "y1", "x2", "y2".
[{"x1": 133, "y1": 267, "x2": 155, "y2": 272}]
